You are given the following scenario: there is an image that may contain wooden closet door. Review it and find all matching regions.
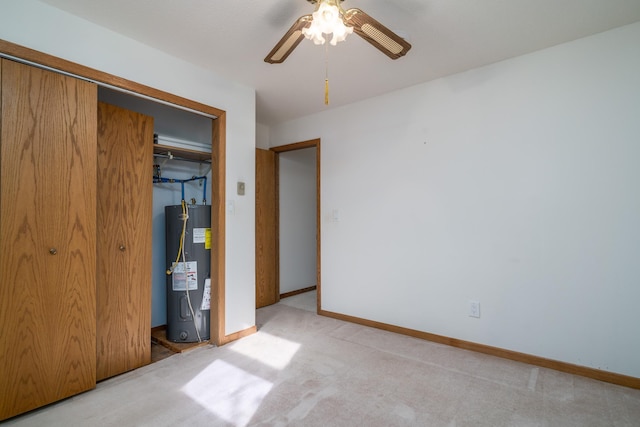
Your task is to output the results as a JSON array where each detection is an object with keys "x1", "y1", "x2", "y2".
[
  {"x1": 255, "y1": 148, "x2": 279, "y2": 308},
  {"x1": 96, "y1": 102, "x2": 153, "y2": 381},
  {"x1": 0, "y1": 59, "x2": 97, "y2": 420}
]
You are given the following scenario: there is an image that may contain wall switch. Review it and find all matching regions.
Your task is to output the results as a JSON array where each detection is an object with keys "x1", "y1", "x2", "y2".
[
  {"x1": 469, "y1": 300, "x2": 481, "y2": 318},
  {"x1": 237, "y1": 181, "x2": 245, "y2": 196}
]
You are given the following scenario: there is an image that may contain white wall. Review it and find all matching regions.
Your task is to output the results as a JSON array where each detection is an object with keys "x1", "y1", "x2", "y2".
[
  {"x1": 279, "y1": 148, "x2": 317, "y2": 293},
  {"x1": 0, "y1": 0, "x2": 256, "y2": 336},
  {"x1": 256, "y1": 123, "x2": 270, "y2": 150},
  {"x1": 270, "y1": 22, "x2": 640, "y2": 378}
]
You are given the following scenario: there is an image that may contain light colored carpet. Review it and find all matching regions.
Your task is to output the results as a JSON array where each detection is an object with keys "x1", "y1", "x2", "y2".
[
  {"x1": 5, "y1": 292, "x2": 640, "y2": 426},
  {"x1": 278, "y1": 291, "x2": 317, "y2": 313}
]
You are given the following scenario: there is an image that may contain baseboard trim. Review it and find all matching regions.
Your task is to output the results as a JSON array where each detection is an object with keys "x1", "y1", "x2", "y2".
[
  {"x1": 318, "y1": 309, "x2": 640, "y2": 390},
  {"x1": 219, "y1": 325, "x2": 258, "y2": 346},
  {"x1": 280, "y1": 286, "x2": 317, "y2": 299}
]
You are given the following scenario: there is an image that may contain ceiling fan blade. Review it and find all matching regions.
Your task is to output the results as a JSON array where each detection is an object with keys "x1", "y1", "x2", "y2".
[
  {"x1": 265, "y1": 15, "x2": 313, "y2": 64},
  {"x1": 343, "y1": 8, "x2": 411, "y2": 59}
]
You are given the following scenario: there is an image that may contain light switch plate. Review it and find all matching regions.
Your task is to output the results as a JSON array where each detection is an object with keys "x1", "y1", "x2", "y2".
[{"x1": 237, "y1": 181, "x2": 245, "y2": 196}]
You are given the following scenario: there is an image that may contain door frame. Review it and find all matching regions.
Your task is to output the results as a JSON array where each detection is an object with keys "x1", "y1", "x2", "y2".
[{"x1": 271, "y1": 139, "x2": 321, "y2": 312}]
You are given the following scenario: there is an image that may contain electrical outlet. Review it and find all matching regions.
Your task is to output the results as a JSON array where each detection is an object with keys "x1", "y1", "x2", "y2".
[{"x1": 469, "y1": 300, "x2": 481, "y2": 318}]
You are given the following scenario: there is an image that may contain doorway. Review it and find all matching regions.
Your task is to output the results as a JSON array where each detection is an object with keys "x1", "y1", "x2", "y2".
[{"x1": 255, "y1": 139, "x2": 321, "y2": 312}]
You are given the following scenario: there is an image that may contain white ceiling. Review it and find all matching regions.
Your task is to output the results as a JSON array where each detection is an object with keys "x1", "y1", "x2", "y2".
[{"x1": 38, "y1": 0, "x2": 640, "y2": 126}]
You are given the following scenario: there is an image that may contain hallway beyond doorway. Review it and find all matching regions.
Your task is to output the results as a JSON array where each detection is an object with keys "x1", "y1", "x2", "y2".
[{"x1": 278, "y1": 289, "x2": 316, "y2": 313}]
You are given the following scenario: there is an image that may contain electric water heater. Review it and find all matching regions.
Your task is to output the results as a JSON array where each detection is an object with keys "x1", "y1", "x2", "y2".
[{"x1": 165, "y1": 204, "x2": 211, "y2": 342}]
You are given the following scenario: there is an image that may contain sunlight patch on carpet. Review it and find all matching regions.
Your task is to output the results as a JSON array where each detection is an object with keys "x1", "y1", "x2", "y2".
[
  {"x1": 182, "y1": 360, "x2": 273, "y2": 426},
  {"x1": 229, "y1": 331, "x2": 301, "y2": 370}
]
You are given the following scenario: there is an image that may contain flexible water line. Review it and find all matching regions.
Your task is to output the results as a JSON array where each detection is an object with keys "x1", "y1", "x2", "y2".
[{"x1": 179, "y1": 202, "x2": 202, "y2": 343}]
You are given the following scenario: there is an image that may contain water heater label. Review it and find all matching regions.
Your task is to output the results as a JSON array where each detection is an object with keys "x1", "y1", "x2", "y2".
[
  {"x1": 193, "y1": 228, "x2": 207, "y2": 244},
  {"x1": 201, "y1": 278, "x2": 211, "y2": 310},
  {"x1": 172, "y1": 261, "x2": 198, "y2": 291}
]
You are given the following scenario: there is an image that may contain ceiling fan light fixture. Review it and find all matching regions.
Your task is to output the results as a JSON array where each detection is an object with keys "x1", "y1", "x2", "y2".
[
  {"x1": 265, "y1": 1, "x2": 411, "y2": 65},
  {"x1": 301, "y1": 0, "x2": 353, "y2": 46},
  {"x1": 329, "y1": 19, "x2": 353, "y2": 46}
]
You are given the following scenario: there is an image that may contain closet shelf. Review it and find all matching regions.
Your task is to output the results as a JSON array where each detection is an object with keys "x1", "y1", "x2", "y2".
[{"x1": 153, "y1": 143, "x2": 211, "y2": 163}]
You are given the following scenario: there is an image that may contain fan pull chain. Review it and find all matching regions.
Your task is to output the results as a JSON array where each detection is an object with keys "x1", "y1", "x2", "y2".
[
  {"x1": 325, "y1": 79, "x2": 329, "y2": 105},
  {"x1": 324, "y1": 42, "x2": 329, "y2": 105}
]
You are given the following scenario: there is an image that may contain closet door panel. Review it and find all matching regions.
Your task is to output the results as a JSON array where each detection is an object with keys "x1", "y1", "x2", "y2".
[
  {"x1": 96, "y1": 102, "x2": 153, "y2": 381},
  {"x1": 255, "y1": 148, "x2": 279, "y2": 308},
  {"x1": 0, "y1": 59, "x2": 97, "y2": 420}
]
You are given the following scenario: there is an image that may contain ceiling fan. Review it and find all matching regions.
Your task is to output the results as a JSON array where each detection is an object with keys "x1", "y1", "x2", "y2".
[{"x1": 265, "y1": 0, "x2": 412, "y2": 64}]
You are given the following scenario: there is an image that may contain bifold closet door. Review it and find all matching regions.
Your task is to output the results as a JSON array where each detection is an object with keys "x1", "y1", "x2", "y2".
[
  {"x1": 96, "y1": 102, "x2": 153, "y2": 381},
  {"x1": 0, "y1": 59, "x2": 97, "y2": 420}
]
